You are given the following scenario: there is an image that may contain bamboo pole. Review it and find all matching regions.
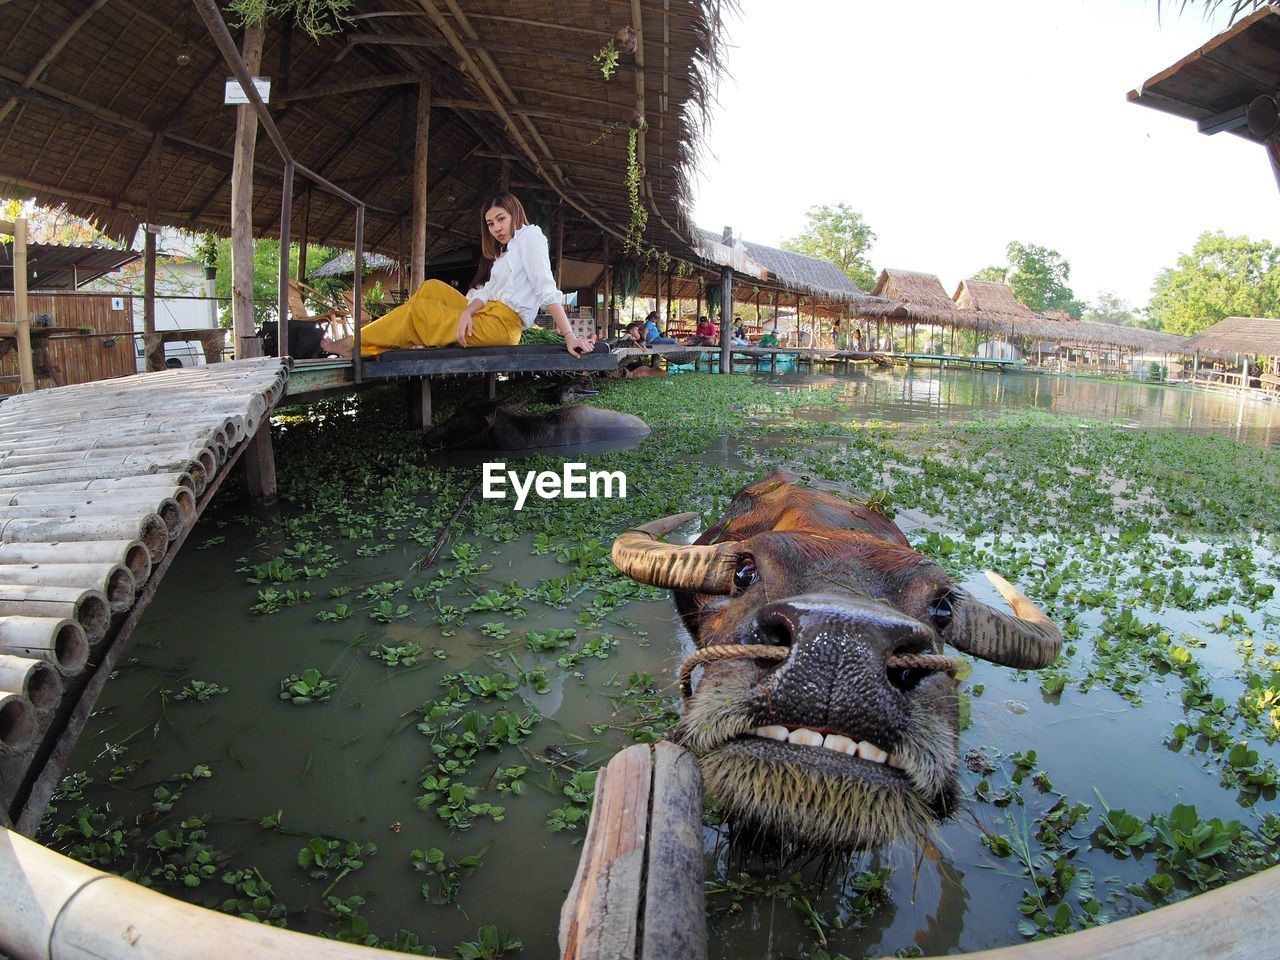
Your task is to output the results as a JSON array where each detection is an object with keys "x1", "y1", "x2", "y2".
[
  {"x1": 143, "y1": 136, "x2": 163, "y2": 372},
  {"x1": 0, "y1": 541, "x2": 151, "y2": 586},
  {"x1": 0, "y1": 693, "x2": 37, "y2": 756},
  {"x1": 0, "y1": 516, "x2": 168, "y2": 566},
  {"x1": 0, "y1": 564, "x2": 135, "y2": 613},
  {"x1": 0, "y1": 617, "x2": 89, "y2": 675},
  {"x1": 0, "y1": 654, "x2": 61, "y2": 717},
  {"x1": 0, "y1": 826, "x2": 445, "y2": 960},
  {"x1": 0, "y1": 585, "x2": 111, "y2": 645},
  {"x1": 0, "y1": 465, "x2": 207, "y2": 498},
  {"x1": 13, "y1": 219, "x2": 34, "y2": 394}
]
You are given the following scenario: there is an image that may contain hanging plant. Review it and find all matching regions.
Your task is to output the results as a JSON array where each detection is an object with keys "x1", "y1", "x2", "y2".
[
  {"x1": 706, "y1": 283, "x2": 722, "y2": 319},
  {"x1": 676, "y1": 259, "x2": 693, "y2": 280},
  {"x1": 593, "y1": 39, "x2": 620, "y2": 80},
  {"x1": 227, "y1": 0, "x2": 354, "y2": 42},
  {"x1": 613, "y1": 258, "x2": 644, "y2": 301},
  {"x1": 623, "y1": 128, "x2": 648, "y2": 256}
]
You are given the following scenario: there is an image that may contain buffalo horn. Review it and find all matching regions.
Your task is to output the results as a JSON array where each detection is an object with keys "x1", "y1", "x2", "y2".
[
  {"x1": 948, "y1": 570, "x2": 1062, "y2": 669},
  {"x1": 611, "y1": 512, "x2": 739, "y2": 594}
]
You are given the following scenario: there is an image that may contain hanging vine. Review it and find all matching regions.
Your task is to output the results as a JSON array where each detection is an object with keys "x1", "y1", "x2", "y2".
[
  {"x1": 593, "y1": 39, "x2": 621, "y2": 80},
  {"x1": 624, "y1": 128, "x2": 648, "y2": 256},
  {"x1": 226, "y1": 0, "x2": 353, "y2": 41}
]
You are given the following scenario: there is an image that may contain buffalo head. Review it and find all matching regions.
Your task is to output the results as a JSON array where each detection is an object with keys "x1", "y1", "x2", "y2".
[{"x1": 611, "y1": 470, "x2": 1061, "y2": 852}]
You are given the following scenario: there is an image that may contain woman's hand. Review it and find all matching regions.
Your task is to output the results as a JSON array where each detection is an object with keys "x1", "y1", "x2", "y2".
[
  {"x1": 565, "y1": 332, "x2": 596, "y2": 358},
  {"x1": 457, "y1": 308, "x2": 475, "y2": 346}
]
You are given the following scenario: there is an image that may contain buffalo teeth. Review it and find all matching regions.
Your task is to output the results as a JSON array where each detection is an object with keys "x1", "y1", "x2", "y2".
[
  {"x1": 787, "y1": 728, "x2": 825, "y2": 747},
  {"x1": 858, "y1": 740, "x2": 889, "y2": 764},
  {"x1": 747, "y1": 727, "x2": 897, "y2": 766},
  {"x1": 752, "y1": 725, "x2": 789, "y2": 741},
  {"x1": 822, "y1": 733, "x2": 857, "y2": 755}
]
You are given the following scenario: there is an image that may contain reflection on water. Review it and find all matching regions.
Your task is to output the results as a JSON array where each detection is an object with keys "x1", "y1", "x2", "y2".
[{"x1": 749, "y1": 366, "x2": 1280, "y2": 447}]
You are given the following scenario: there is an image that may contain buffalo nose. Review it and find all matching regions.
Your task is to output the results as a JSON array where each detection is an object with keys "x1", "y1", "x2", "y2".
[
  {"x1": 750, "y1": 595, "x2": 937, "y2": 740},
  {"x1": 753, "y1": 595, "x2": 934, "y2": 661}
]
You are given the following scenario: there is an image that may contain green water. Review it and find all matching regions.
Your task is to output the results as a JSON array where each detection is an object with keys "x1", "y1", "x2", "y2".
[{"x1": 39, "y1": 368, "x2": 1280, "y2": 958}]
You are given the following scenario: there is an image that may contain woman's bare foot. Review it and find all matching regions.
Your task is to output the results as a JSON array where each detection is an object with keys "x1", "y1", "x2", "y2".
[{"x1": 321, "y1": 336, "x2": 354, "y2": 359}]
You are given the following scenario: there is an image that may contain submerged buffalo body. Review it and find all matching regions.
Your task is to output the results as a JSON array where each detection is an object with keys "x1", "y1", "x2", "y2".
[
  {"x1": 611, "y1": 470, "x2": 1061, "y2": 852},
  {"x1": 425, "y1": 401, "x2": 650, "y2": 450}
]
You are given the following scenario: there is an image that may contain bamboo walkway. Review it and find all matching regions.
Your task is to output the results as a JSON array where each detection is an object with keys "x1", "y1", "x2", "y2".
[{"x1": 0, "y1": 357, "x2": 289, "y2": 830}]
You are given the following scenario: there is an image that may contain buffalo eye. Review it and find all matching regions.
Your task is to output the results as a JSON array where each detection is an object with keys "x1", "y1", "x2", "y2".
[
  {"x1": 732, "y1": 555, "x2": 758, "y2": 594},
  {"x1": 927, "y1": 592, "x2": 954, "y2": 632}
]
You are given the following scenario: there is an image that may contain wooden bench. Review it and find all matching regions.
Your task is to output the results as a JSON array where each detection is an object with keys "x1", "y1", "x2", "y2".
[{"x1": 359, "y1": 342, "x2": 621, "y2": 428}]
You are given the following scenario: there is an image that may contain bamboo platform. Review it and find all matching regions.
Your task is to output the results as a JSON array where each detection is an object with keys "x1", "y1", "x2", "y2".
[
  {"x1": 889, "y1": 353, "x2": 1028, "y2": 370},
  {"x1": 0, "y1": 357, "x2": 289, "y2": 831}
]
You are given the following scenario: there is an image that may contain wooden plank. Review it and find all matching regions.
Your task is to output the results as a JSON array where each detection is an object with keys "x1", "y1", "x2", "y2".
[
  {"x1": 230, "y1": 21, "x2": 265, "y2": 358},
  {"x1": 640, "y1": 742, "x2": 705, "y2": 960},
  {"x1": 560, "y1": 744, "x2": 652, "y2": 960},
  {"x1": 363, "y1": 342, "x2": 619, "y2": 378}
]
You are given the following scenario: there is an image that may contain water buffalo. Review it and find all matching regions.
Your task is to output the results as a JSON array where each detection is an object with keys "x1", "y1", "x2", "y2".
[
  {"x1": 425, "y1": 400, "x2": 650, "y2": 450},
  {"x1": 611, "y1": 470, "x2": 1061, "y2": 852},
  {"x1": 258, "y1": 320, "x2": 329, "y2": 360}
]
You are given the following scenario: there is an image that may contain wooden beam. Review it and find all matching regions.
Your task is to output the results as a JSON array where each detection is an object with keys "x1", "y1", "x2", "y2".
[
  {"x1": 344, "y1": 33, "x2": 631, "y2": 69},
  {"x1": 231, "y1": 21, "x2": 265, "y2": 359},
  {"x1": 411, "y1": 78, "x2": 431, "y2": 289},
  {"x1": 275, "y1": 72, "x2": 428, "y2": 106},
  {"x1": 433, "y1": 97, "x2": 625, "y2": 127}
]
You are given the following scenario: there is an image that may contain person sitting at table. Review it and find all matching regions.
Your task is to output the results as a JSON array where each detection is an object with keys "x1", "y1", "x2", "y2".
[
  {"x1": 642, "y1": 311, "x2": 677, "y2": 345},
  {"x1": 730, "y1": 319, "x2": 751, "y2": 346},
  {"x1": 321, "y1": 192, "x2": 595, "y2": 359}
]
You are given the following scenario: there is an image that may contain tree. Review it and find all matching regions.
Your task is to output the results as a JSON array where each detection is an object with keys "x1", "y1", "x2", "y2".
[
  {"x1": 971, "y1": 265, "x2": 1007, "y2": 282},
  {"x1": 781, "y1": 203, "x2": 877, "y2": 291},
  {"x1": 1084, "y1": 290, "x2": 1137, "y2": 326},
  {"x1": 1004, "y1": 241, "x2": 1086, "y2": 317},
  {"x1": 1148, "y1": 231, "x2": 1280, "y2": 336},
  {"x1": 211, "y1": 238, "x2": 340, "y2": 328}
]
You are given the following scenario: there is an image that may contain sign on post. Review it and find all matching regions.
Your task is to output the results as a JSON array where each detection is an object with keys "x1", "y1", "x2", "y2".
[{"x1": 224, "y1": 77, "x2": 271, "y2": 105}]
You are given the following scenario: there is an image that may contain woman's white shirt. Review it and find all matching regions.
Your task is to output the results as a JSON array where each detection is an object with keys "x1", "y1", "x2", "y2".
[{"x1": 465, "y1": 224, "x2": 563, "y2": 327}]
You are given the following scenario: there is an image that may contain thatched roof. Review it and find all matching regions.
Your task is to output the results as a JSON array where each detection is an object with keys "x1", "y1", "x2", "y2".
[
  {"x1": 870, "y1": 268, "x2": 971, "y2": 326},
  {"x1": 308, "y1": 251, "x2": 398, "y2": 280},
  {"x1": 1128, "y1": 6, "x2": 1280, "y2": 147},
  {"x1": 1184, "y1": 316, "x2": 1280, "y2": 355},
  {"x1": 953, "y1": 279, "x2": 1037, "y2": 319},
  {"x1": 0, "y1": 0, "x2": 730, "y2": 268}
]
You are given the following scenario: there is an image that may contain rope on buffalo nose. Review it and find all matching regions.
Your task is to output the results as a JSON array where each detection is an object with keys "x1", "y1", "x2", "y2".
[{"x1": 677, "y1": 645, "x2": 961, "y2": 702}]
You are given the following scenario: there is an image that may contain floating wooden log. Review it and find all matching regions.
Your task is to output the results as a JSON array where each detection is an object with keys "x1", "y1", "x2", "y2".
[
  {"x1": 0, "y1": 617, "x2": 88, "y2": 675},
  {"x1": 0, "y1": 515, "x2": 169, "y2": 563},
  {"x1": 0, "y1": 655, "x2": 62, "y2": 717},
  {"x1": 0, "y1": 586, "x2": 110, "y2": 646},
  {"x1": 560, "y1": 742, "x2": 706, "y2": 960},
  {"x1": 0, "y1": 564, "x2": 136, "y2": 614},
  {"x1": 0, "y1": 694, "x2": 37, "y2": 757},
  {"x1": 0, "y1": 541, "x2": 151, "y2": 587}
]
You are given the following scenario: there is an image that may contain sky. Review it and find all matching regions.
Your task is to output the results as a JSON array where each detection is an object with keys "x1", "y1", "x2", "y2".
[{"x1": 690, "y1": 0, "x2": 1280, "y2": 311}]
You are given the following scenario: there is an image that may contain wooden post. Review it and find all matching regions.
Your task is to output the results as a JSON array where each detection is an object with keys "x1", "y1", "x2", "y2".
[
  {"x1": 654, "y1": 256, "x2": 662, "y2": 331},
  {"x1": 601, "y1": 233, "x2": 612, "y2": 337},
  {"x1": 486, "y1": 373, "x2": 497, "y2": 400},
  {"x1": 560, "y1": 743, "x2": 705, "y2": 960},
  {"x1": 719, "y1": 265, "x2": 733, "y2": 374},
  {"x1": 410, "y1": 78, "x2": 431, "y2": 290},
  {"x1": 396, "y1": 216, "x2": 407, "y2": 298},
  {"x1": 556, "y1": 206, "x2": 565, "y2": 291},
  {"x1": 142, "y1": 136, "x2": 163, "y2": 371},
  {"x1": 296, "y1": 186, "x2": 311, "y2": 283},
  {"x1": 231, "y1": 20, "x2": 265, "y2": 360},
  {"x1": 12, "y1": 219, "x2": 35, "y2": 394}
]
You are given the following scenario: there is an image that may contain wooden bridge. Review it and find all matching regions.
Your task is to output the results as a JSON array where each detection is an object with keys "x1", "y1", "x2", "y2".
[{"x1": 0, "y1": 358, "x2": 288, "y2": 831}]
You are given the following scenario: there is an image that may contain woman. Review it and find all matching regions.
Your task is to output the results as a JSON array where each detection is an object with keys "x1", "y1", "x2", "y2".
[{"x1": 322, "y1": 193, "x2": 595, "y2": 359}]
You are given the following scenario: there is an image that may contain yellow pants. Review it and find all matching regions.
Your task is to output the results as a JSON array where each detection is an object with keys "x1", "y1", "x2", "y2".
[{"x1": 357, "y1": 279, "x2": 523, "y2": 356}]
